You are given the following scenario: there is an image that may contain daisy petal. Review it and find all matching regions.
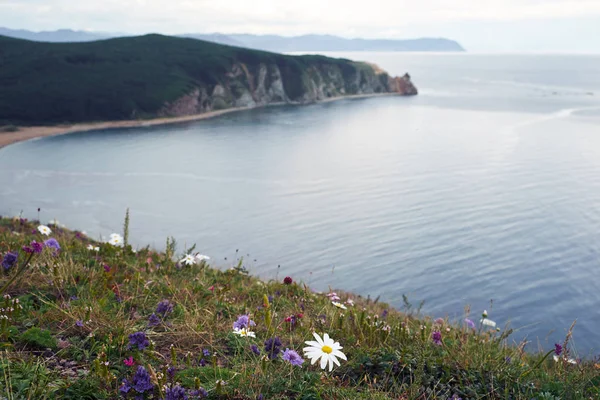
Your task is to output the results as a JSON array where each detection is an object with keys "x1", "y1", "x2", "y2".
[{"x1": 320, "y1": 354, "x2": 328, "y2": 370}]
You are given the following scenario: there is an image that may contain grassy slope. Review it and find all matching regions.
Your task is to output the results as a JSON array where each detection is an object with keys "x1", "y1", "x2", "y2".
[
  {"x1": 0, "y1": 34, "x2": 373, "y2": 125},
  {"x1": 0, "y1": 216, "x2": 598, "y2": 399}
]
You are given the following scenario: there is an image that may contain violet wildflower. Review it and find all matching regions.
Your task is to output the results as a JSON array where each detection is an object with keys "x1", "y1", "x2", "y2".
[
  {"x1": 555, "y1": 343, "x2": 563, "y2": 356},
  {"x1": 75, "y1": 320, "x2": 84, "y2": 327},
  {"x1": 464, "y1": 318, "x2": 476, "y2": 329},
  {"x1": 257, "y1": 395, "x2": 264, "y2": 400},
  {"x1": 282, "y1": 348, "x2": 304, "y2": 367},
  {"x1": 381, "y1": 309, "x2": 388, "y2": 319},
  {"x1": 103, "y1": 264, "x2": 110, "y2": 273},
  {"x1": 199, "y1": 358, "x2": 207, "y2": 367},
  {"x1": 165, "y1": 385, "x2": 187, "y2": 400},
  {"x1": 432, "y1": 331, "x2": 442, "y2": 346},
  {"x1": 167, "y1": 366, "x2": 177, "y2": 379},
  {"x1": 30, "y1": 241, "x2": 44, "y2": 254},
  {"x1": 505, "y1": 356, "x2": 512, "y2": 364},
  {"x1": 148, "y1": 313, "x2": 160, "y2": 326},
  {"x1": 119, "y1": 380, "x2": 131, "y2": 395},
  {"x1": 2, "y1": 252, "x2": 18, "y2": 271},
  {"x1": 131, "y1": 365, "x2": 154, "y2": 393},
  {"x1": 250, "y1": 344, "x2": 260, "y2": 355},
  {"x1": 264, "y1": 337, "x2": 282, "y2": 359},
  {"x1": 21, "y1": 245, "x2": 33, "y2": 254},
  {"x1": 156, "y1": 300, "x2": 174, "y2": 316},
  {"x1": 43, "y1": 238, "x2": 60, "y2": 254},
  {"x1": 233, "y1": 315, "x2": 256, "y2": 330},
  {"x1": 128, "y1": 331, "x2": 150, "y2": 350},
  {"x1": 203, "y1": 349, "x2": 210, "y2": 357}
]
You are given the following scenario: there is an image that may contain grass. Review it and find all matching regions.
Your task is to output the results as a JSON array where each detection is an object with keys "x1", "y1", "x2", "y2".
[
  {"x1": 0, "y1": 34, "x2": 395, "y2": 125},
  {"x1": 0, "y1": 213, "x2": 598, "y2": 399}
]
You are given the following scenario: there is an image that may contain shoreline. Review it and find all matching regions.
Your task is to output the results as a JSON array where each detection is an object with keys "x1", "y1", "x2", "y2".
[{"x1": 0, "y1": 92, "x2": 400, "y2": 149}]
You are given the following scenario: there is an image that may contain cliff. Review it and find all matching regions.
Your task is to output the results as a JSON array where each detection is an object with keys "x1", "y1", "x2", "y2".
[{"x1": 0, "y1": 34, "x2": 417, "y2": 125}]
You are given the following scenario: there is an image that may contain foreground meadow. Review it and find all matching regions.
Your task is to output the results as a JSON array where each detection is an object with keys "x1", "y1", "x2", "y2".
[{"x1": 0, "y1": 213, "x2": 598, "y2": 399}]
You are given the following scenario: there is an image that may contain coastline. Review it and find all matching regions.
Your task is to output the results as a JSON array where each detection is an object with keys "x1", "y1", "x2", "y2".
[{"x1": 0, "y1": 92, "x2": 401, "y2": 149}]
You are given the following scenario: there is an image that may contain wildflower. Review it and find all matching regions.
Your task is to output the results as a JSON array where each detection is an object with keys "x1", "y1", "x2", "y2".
[
  {"x1": 432, "y1": 331, "x2": 442, "y2": 346},
  {"x1": 264, "y1": 337, "x2": 282, "y2": 359},
  {"x1": 165, "y1": 385, "x2": 187, "y2": 400},
  {"x1": 119, "y1": 380, "x2": 131, "y2": 395},
  {"x1": 103, "y1": 264, "x2": 111, "y2": 273},
  {"x1": 346, "y1": 298, "x2": 355, "y2": 306},
  {"x1": 482, "y1": 310, "x2": 488, "y2": 318},
  {"x1": 332, "y1": 301, "x2": 347, "y2": 310},
  {"x1": 195, "y1": 254, "x2": 210, "y2": 263},
  {"x1": 233, "y1": 328, "x2": 256, "y2": 338},
  {"x1": 326, "y1": 292, "x2": 341, "y2": 301},
  {"x1": 21, "y1": 245, "x2": 33, "y2": 254},
  {"x1": 37, "y1": 225, "x2": 52, "y2": 235},
  {"x1": 131, "y1": 365, "x2": 154, "y2": 393},
  {"x1": 464, "y1": 318, "x2": 476, "y2": 329},
  {"x1": 180, "y1": 254, "x2": 196, "y2": 266},
  {"x1": 123, "y1": 356, "x2": 135, "y2": 366},
  {"x1": 282, "y1": 348, "x2": 304, "y2": 367},
  {"x1": 87, "y1": 244, "x2": 100, "y2": 251},
  {"x1": 434, "y1": 317, "x2": 444, "y2": 325},
  {"x1": 75, "y1": 320, "x2": 84, "y2": 327},
  {"x1": 203, "y1": 349, "x2": 210, "y2": 357},
  {"x1": 43, "y1": 238, "x2": 60, "y2": 253},
  {"x1": 283, "y1": 276, "x2": 293, "y2": 285},
  {"x1": 233, "y1": 315, "x2": 256, "y2": 330},
  {"x1": 303, "y1": 332, "x2": 347, "y2": 372},
  {"x1": 1, "y1": 252, "x2": 18, "y2": 271},
  {"x1": 28, "y1": 241, "x2": 44, "y2": 254},
  {"x1": 128, "y1": 331, "x2": 150, "y2": 350},
  {"x1": 481, "y1": 318, "x2": 497, "y2": 328},
  {"x1": 156, "y1": 300, "x2": 174, "y2": 316},
  {"x1": 250, "y1": 344, "x2": 260, "y2": 355},
  {"x1": 553, "y1": 355, "x2": 577, "y2": 364},
  {"x1": 554, "y1": 343, "x2": 563, "y2": 356},
  {"x1": 190, "y1": 388, "x2": 208, "y2": 398},
  {"x1": 108, "y1": 233, "x2": 123, "y2": 246}
]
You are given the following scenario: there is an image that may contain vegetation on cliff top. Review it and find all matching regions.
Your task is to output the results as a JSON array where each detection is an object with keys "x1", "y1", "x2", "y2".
[
  {"x1": 0, "y1": 34, "x2": 403, "y2": 125},
  {"x1": 0, "y1": 212, "x2": 598, "y2": 399}
]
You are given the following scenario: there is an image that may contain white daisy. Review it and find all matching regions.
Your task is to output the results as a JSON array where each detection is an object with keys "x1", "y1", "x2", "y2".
[
  {"x1": 108, "y1": 234, "x2": 123, "y2": 246},
  {"x1": 180, "y1": 254, "x2": 196, "y2": 266},
  {"x1": 232, "y1": 328, "x2": 256, "y2": 338},
  {"x1": 332, "y1": 302, "x2": 347, "y2": 310},
  {"x1": 195, "y1": 254, "x2": 210, "y2": 262},
  {"x1": 87, "y1": 244, "x2": 100, "y2": 251},
  {"x1": 303, "y1": 332, "x2": 347, "y2": 372},
  {"x1": 480, "y1": 318, "x2": 497, "y2": 328},
  {"x1": 553, "y1": 355, "x2": 577, "y2": 364},
  {"x1": 37, "y1": 225, "x2": 52, "y2": 236}
]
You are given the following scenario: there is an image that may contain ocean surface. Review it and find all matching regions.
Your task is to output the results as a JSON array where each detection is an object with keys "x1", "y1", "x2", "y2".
[{"x1": 2, "y1": 52, "x2": 600, "y2": 353}]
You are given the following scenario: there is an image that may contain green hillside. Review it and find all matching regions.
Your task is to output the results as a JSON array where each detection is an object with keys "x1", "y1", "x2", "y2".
[{"x1": 0, "y1": 34, "x2": 405, "y2": 125}]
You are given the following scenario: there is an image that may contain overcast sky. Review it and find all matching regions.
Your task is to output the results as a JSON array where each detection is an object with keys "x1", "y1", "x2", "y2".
[{"x1": 1, "y1": 0, "x2": 599, "y2": 52}]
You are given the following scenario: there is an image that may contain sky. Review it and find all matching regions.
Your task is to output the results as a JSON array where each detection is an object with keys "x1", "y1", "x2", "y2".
[{"x1": 1, "y1": 0, "x2": 600, "y2": 52}]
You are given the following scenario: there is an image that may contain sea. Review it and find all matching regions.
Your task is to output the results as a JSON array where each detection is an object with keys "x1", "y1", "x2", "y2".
[{"x1": 1, "y1": 52, "x2": 600, "y2": 353}]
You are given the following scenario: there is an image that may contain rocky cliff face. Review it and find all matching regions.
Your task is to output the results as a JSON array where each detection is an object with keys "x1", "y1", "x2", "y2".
[{"x1": 159, "y1": 62, "x2": 417, "y2": 117}]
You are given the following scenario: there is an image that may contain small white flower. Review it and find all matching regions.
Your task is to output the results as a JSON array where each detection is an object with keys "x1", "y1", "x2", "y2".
[
  {"x1": 108, "y1": 233, "x2": 123, "y2": 246},
  {"x1": 233, "y1": 328, "x2": 256, "y2": 338},
  {"x1": 195, "y1": 254, "x2": 210, "y2": 262},
  {"x1": 553, "y1": 355, "x2": 577, "y2": 364},
  {"x1": 37, "y1": 225, "x2": 52, "y2": 236},
  {"x1": 180, "y1": 254, "x2": 196, "y2": 266},
  {"x1": 345, "y1": 299, "x2": 355, "y2": 306},
  {"x1": 482, "y1": 310, "x2": 488, "y2": 318},
  {"x1": 332, "y1": 302, "x2": 347, "y2": 310},
  {"x1": 87, "y1": 244, "x2": 100, "y2": 251},
  {"x1": 480, "y1": 318, "x2": 496, "y2": 328},
  {"x1": 303, "y1": 332, "x2": 347, "y2": 372}
]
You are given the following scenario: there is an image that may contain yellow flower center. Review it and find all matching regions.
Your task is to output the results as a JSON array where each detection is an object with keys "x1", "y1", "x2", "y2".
[{"x1": 322, "y1": 345, "x2": 333, "y2": 354}]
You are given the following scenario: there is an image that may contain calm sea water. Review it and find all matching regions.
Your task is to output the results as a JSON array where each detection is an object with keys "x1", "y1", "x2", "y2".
[{"x1": 1, "y1": 53, "x2": 600, "y2": 353}]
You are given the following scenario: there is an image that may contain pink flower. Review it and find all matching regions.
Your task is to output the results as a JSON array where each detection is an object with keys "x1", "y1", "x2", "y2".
[
  {"x1": 123, "y1": 356, "x2": 135, "y2": 367},
  {"x1": 208, "y1": 286, "x2": 215, "y2": 292}
]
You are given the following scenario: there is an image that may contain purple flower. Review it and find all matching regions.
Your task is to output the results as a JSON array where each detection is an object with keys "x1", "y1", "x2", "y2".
[
  {"x1": 264, "y1": 337, "x2": 282, "y2": 359},
  {"x1": 555, "y1": 343, "x2": 563, "y2": 356},
  {"x1": 167, "y1": 366, "x2": 177, "y2": 379},
  {"x1": 257, "y1": 395, "x2": 264, "y2": 400},
  {"x1": 119, "y1": 380, "x2": 131, "y2": 394},
  {"x1": 203, "y1": 349, "x2": 210, "y2": 357},
  {"x1": 250, "y1": 344, "x2": 260, "y2": 355},
  {"x1": 75, "y1": 320, "x2": 84, "y2": 327},
  {"x1": 148, "y1": 313, "x2": 161, "y2": 326},
  {"x1": 283, "y1": 276, "x2": 293, "y2": 285},
  {"x1": 505, "y1": 356, "x2": 512, "y2": 364},
  {"x1": 165, "y1": 385, "x2": 187, "y2": 400},
  {"x1": 381, "y1": 309, "x2": 388, "y2": 319},
  {"x1": 131, "y1": 366, "x2": 154, "y2": 393},
  {"x1": 103, "y1": 264, "x2": 111, "y2": 273},
  {"x1": 432, "y1": 331, "x2": 442, "y2": 346},
  {"x1": 199, "y1": 358, "x2": 207, "y2": 367},
  {"x1": 282, "y1": 348, "x2": 304, "y2": 366},
  {"x1": 2, "y1": 252, "x2": 18, "y2": 271},
  {"x1": 43, "y1": 238, "x2": 60, "y2": 254},
  {"x1": 233, "y1": 315, "x2": 256, "y2": 330},
  {"x1": 464, "y1": 318, "x2": 476, "y2": 329},
  {"x1": 30, "y1": 241, "x2": 44, "y2": 254},
  {"x1": 156, "y1": 300, "x2": 174, "y2": 316},
  {"x1": 128, "y1": 331, "x2": 150, "y2": 351},
  {"x1": 22, "y1": 246, "x2": 33, "y2": 254}
]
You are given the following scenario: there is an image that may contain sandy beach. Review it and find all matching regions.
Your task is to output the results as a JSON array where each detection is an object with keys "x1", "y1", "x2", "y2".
[{"x1": 0, "y1": 93, "x2": 400, "y2": 149}]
